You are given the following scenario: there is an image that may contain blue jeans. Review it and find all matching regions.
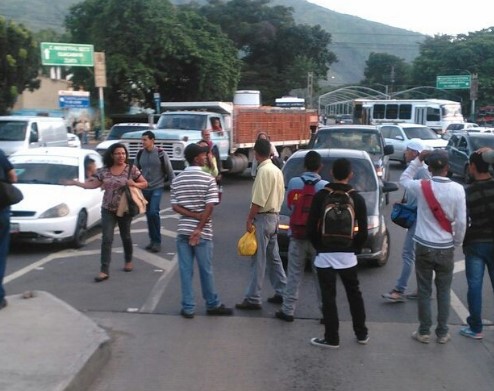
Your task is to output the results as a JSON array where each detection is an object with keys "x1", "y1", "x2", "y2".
[
  {"x1": 0, "y1": 208, "x2": 10, "y2": 301},
  {"x1": 415, "y1": 243, "x2": 454, "y2": 337},
  {"x1": 282, "y1": 238, "x2": 321, "y2": 316},
  {"x1": 317, "y1": 265, "x2": 368, "y2": 345},
  {"x1": 176, "y1": 234, "x2": 220, "y2": 313},
  {"x1": 395, "y1": 222, "x2": 417, "y2": 293},
  {"x1": 100, "y1": 208, "x2": 133, "y2": 274},
  {"x1": 463, "y1": 243, "x2": 494, "y2": 333},
  {"x1": 142, "y1": 188, "x2": 163, "y2": 245},
  {"x1": 244, "y1": 213, "x2": 286, "y2": 304}
]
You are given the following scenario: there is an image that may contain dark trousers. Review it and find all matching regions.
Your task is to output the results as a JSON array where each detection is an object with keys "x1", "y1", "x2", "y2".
[
  {"x1": 100, "y1": 208, "x2": 133, "y2": 274},
  {"x1": 317, "y1": 265, "x2": 367, "y2": 344}
]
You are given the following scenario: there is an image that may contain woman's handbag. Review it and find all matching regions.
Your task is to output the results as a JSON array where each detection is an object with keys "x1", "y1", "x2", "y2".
[
  {"x1": 116, "y1": 165, "x2": 147, "y2": 217},
  {"x1": 237, "y1": 227, "x2": 258, "y2": 256},
  {"x1": 391, "y1": 202, "x2": 417, "y2": 229},
  {"x1": 0, "y1": 181, "x2": 24, "y2": 209}
]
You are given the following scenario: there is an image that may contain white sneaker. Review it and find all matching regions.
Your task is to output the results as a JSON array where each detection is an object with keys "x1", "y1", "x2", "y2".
[
  {"x1": 437, "y1": 333, "x2": 451, "y2": 344},
  {"x1": 412, "y1": 331, "x2": 430, "y2": 344}
]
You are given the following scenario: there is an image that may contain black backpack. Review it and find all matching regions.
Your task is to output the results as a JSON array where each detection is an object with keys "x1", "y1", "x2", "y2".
[{"x1": 318, "y1": 187, "x2": 356, "y2": 249}]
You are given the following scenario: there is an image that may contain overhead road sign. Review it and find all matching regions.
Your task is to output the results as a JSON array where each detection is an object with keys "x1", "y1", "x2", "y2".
[
  {"x1": 58, "y1": 90, "x2": 90, "y2": 109},
  {"x1": 436, "y1": 75, "x2": 471, "y2": 90},
  {"x1": 41, "y1": 42, "x2": 94, "y2": 67}
]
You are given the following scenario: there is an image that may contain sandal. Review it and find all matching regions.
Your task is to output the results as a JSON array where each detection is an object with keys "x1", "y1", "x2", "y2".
[
  {"x1": 94, "y1": 273, "x2": 109, "y2": 282},
  {"x1": 123, "y1": 262, "x2": 134, "y2": 272}
]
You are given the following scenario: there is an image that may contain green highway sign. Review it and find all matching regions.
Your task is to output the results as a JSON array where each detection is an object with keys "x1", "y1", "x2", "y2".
[
  {"x1": 40, "y1": 42, "x2": 94, "y2": 67},
  {"x1": 436, "y1": 75, "x2": 471, "y2": 90}
]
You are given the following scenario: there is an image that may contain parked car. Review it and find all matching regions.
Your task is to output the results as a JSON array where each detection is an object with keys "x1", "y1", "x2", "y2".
[
  {"x1": 95, "y1": 123, "x2": 153, "y2": 155},
  {"x1": 446, "y1": 132, "x2": 494, "y2": 182},
  {"x1": 379, "y1": 123, "x2": 447, "y2": 165},
  {"x1": 9, "y1": 148, "x2": 104, "y2": 248},
  {"x1": 444, "y1": 122, "x2": 479, "y2": 133},
  {"x1": 308, "y1": 125, "x2": 394, "y2": 182},
  {"x1": 67, "y1": 133, "x2": 81, "y2": 148},
  {"x1": 277, "y1": 148, "x2": 398, "y2": 267}
]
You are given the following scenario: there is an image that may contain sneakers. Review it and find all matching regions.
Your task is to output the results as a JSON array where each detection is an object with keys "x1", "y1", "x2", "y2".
[
  {"x1": 207, "y1": 304, "x2": 233, "y2": 316},
  {"x1": 275, "y1": 310, "x2": 294, "y2": 322},
  {"x1": 145, "y1": 243, "x2": 161, "y2": 253},
  {"x1": 459, "y1": 326, "x2": 483, "y2": 340},
  {"x1": 267, "y1": 294, "x2": 283, "y2": 304},
  {"x1": 235, "y1": 299, "x2": 262, "y2": 310},
  {"x1": 382, "y1": 289, "x2": 406, "y2": 303},
  {"x1": 180, "y1": 309, "x2": 194, "y2": 319},
  {"x1": 357, "y1": 336, "x2": 370, "y2": 345},
  {"x1": 310, "y1": 337, "x2": 339, "y2": 349},
  {"x1": 0, "y1": 298, "x2": 7, "y2": 310},
  {"x1": 412, "y1": 331, "x2": 431, "y2": 344},
  {"x1": 437, "y1": 333, "x2": 451, "y2": 344}
]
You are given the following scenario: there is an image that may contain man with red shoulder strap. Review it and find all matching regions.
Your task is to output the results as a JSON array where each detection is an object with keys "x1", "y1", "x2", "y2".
[
  {"x1": 400, "y1": 149, "x2": 466, "y2": 344},
  {"x1": 275, "y1": 151, "x2": 328, "y2": 322}
]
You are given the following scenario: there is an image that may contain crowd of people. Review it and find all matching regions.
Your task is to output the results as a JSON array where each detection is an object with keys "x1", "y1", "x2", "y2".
[{"x1": 1, "y1": 131, "x2": 493, "y2": 350}]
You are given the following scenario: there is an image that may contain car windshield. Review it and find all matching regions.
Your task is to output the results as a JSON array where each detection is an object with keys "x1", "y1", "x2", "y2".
[
  {"x1": 283, "y1": 156, "x2": 377, "y2": 193},
  {"x1": 404, "y1": 126, "x2": 438, "y2": 140},
  {"x1": 0, "y1": 120, "x2": 28, "y2": 141},
  {"x1": 108, "y1": 125, "x2": 150, "y2": 140},
  {"x1": 157, "y1": 114, "x2": 208, "y2": 130},
  {"x1": 15, "y1": 163, "x2": 78, "y2": 185},
  {"x1": 470, "y1": 136, "x2": 494, "y2": 151},
  {"x1": 313, "y1": 130, "x2": 382, "y2": 154}
]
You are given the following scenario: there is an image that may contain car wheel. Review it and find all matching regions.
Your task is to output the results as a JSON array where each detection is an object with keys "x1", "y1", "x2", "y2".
[
  {"x1": 372, "y1": 229, "x2": 390, "y2": 267},
  {"x1": 71, "y1": 211, "x2": 88, "y2": 248}
]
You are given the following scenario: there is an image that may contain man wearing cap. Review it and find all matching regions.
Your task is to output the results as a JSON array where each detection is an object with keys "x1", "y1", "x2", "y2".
[
  {"x1": 170, "y1": 143, "x2": 233, "y2": 318},
  {"x1": 383, "y1": 139, "x2": 430, "y2": 302},
  {"x1": 236, "y1": 138, "x2": 287, "y2": 310},
  {"x1": 459, "y1": 151, "x2": 494, "y2": 340},
  {"x1": 400, "y1": 149, "x2": 466, "y2": 344}
]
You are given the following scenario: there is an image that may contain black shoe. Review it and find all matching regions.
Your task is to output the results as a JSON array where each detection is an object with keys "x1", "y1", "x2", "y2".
[
  {"x1": 275, "y1": 310, "x2": 294, "y2": 322},
  {"x1": 94, "y1": 273, "x2": 109, "y2": 282},
  {"x1": 0, "y1": 298, "x2": 7, "y2": 310},
  {"x1": 207, "y1": 304, "x2": 233, "y2": 316},
  {"x1": 149, "y1": 243, "x2": 161, "y2": 253},
  {"x1": 180, "y1": 309, "x2": 194, "y2": 319},
  {"x1": 235, "y1": 299, "x2": 262, "y2": 310},
  {"x1": 267, "y1": 294, "x2": 283, "y2": 304},
  {"x1": 145, "y1": 243, "x2": 153, "y2": 250}
]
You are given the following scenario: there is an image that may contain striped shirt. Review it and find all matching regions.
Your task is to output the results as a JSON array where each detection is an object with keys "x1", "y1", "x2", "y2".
[
  {"x1": 170, "y1": 166, "x2": 219, "y2": 240},
  {"x1": 464, "y1": 178, "x2": 494, "y2": 245}
]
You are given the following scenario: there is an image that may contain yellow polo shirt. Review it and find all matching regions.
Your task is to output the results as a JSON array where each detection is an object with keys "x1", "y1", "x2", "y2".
[{"x1": 251, "y1": 159, "x2": 284, "y2": 213}]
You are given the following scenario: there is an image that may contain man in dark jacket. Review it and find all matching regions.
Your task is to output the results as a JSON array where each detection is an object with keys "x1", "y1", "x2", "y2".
[{"x1": 306, "y1": 158, "x2": 368, "y2": 348}]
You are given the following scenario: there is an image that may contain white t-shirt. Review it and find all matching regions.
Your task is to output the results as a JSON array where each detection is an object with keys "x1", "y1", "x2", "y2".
[{"x1": 314, "y1": 252, "x2": 357, "y2": 269}]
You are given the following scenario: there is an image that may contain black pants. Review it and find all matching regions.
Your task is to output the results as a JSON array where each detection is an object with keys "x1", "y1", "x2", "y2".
[{"x1": 317, "y1": 265, "x2": 367, "y2": 344}]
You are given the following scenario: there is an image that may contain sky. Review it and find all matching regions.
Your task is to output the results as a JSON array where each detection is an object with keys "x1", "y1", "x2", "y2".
[{"x1": 307, "y1": 0, "x2": 493, "y2": 36}]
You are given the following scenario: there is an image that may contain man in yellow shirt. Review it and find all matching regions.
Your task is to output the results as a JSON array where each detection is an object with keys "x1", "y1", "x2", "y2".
[{"x1": 236, "y1": 138, "x2": 287, "y2": 309}]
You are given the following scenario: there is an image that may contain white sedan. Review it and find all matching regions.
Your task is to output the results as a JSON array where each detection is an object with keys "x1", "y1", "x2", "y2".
[{"x1": 9, "y1": 148, "x2": 103, "y2": 248}]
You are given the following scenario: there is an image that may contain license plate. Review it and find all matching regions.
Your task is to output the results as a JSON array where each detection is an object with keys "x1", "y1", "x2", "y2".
[{"x1": 10, "y1": 223, "x2": 19, "y2": 234}]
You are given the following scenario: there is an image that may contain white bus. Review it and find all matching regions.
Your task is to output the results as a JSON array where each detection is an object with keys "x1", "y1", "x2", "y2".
[{"x1": 352, "y1": 98, "x2": 464, "y2": 133}]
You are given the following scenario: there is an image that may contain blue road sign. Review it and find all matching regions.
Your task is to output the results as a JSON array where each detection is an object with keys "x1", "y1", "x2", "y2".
[{"x1": 59, "y1": 95, "x2": 90, "y2": 109}]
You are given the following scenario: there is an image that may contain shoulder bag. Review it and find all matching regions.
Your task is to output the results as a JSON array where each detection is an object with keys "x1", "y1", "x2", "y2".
[
  {"x1": 391, "y1": 192, "x2": 417, "y2": 229},
  {"x1": 0, "y1": 181, "x2": 24, "y2": 209},
  {"x1": 117, "y1": 164, "x2": 147, "y2": 217}
]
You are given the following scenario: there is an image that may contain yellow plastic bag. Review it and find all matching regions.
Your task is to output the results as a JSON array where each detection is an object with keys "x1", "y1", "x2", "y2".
[{"x1": 237, "y1": 227, "x2": 257, "y2": 256}]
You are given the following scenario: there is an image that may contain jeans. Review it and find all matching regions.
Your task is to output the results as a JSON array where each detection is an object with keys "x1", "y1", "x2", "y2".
[
  {"x1": 463, "y1": 243, "x2": 494, "y2": 333},
  {"x1": 317, "y1": 265, "x2": 367, "y2": 345},
  {"x1": 244, "y1": 213, "x2": 286, "y2": 304},
  {"x1": 395, "y1": 222, "x2": 417, "y2": 293},
  {"x1": 0, "y1": 208, "x2": 10, "y2": 301},
  {"x1": 100, "y1": 208, "x2": 133, "y2": 274},
  {"x1": 142, "y1": 188, "x2": 163, "y2": 245},
  {"x1": 415, "y1": 243, "x2": 454, "y2": 337},
  {"x1": 176, "y1": 234, "x2": 220, "y2": 313},
  {"x1": 282, "y1": 238, "x2": 321, "y2": 316}
]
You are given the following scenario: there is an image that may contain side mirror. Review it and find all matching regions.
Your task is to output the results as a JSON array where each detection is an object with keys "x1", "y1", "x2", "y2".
[
  {"x1": 382, "y1": 181, "x2": 399, "y2": 193},
  {"x1": 384, "y1": 144, "x2": 394, "y2": 155}
]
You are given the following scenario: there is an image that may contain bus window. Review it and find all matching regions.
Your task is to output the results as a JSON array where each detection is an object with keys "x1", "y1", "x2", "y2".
[
  {"x1": 398, "y1": 104, "x2": 412, "y2": 120},
  {"x1": 374, "y1": 104, "x2": 385, "y2": 119},
  {"x1": 386, "y1": 104, "x2": 398, "y2": 119},
  {"x1": 426, "y1": 107, "x2": 440, "y2": 122}
]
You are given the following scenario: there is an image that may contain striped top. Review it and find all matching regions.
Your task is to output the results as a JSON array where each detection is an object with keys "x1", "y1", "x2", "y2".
[
  {"x1": 170, "y1": 166, "x2": 219, "y2": 240},
  {"x1": 464, "y1": 178, "x2": 494, "y2": 245}
]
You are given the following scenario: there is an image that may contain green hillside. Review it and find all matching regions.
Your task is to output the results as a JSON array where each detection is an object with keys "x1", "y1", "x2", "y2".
[{"x1": 0, "y1": 0, "x2": 425, "y2": 83}]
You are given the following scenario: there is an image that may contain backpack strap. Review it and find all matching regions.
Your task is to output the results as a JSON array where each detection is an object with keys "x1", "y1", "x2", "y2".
[
  {"x1": 135, "y1": 149, "x2": 143, "y2": 170},
  {"x1": 420, "y1": 180, "x2": 452, "y2": 233}
]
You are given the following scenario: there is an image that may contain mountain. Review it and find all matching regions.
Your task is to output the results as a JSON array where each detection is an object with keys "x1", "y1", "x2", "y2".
[{"x1": 0, "y1": 0, "x2": 425, "y2": 84}]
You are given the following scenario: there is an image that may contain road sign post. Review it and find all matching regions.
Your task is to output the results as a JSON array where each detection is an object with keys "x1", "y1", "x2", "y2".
[{"x1": 40, "y1": 42, "x2": 94, "y2": 67}]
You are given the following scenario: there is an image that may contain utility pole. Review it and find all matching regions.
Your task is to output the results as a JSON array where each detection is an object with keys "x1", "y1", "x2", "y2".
[{"x1": 307, "y1": 72, "x2": 314, "y2": 109}]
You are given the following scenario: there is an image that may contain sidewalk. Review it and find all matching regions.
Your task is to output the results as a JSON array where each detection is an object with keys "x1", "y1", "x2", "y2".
[{"x1": 1, "y1": 291, "x2": 493, "y2": 391}]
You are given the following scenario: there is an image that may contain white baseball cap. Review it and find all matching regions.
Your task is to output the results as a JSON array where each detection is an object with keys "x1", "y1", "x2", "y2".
[{"x1": 406, "y1": 138, "x2": 425, "y2": 153}]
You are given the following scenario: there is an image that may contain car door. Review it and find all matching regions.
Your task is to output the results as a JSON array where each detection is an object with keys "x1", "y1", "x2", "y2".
[{"x1": 380, "y1": 125, "x2": 403, "y2": 161}]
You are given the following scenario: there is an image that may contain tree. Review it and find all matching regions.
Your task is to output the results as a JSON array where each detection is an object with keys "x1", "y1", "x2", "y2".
[
  {"x1": 0, "y1": 17, "x2": 40, "y2": 114},
  {"x1": 65, "y1": 0, "x2": 240, "y2": 113},
  {"x1": 196, "y1": 0, "x2": 336, "y2": 103},
  {"x1": 361, "y1": 52, "x2": 411, "y2": 94}
]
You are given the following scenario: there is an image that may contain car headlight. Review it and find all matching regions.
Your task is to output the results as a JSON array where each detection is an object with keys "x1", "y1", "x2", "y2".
[{"x1": 39, "y1": 203, "x2": 70, "y2": 218}]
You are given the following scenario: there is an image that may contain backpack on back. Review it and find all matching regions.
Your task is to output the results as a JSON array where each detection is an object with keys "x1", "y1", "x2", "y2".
[
  {"x1": 288, "y1": 177, "x2": 320, "y2": 239},
  {"x1": 136, "y1": 147, "x2": 170, "y2": 183},
  {"x1": 319, "y1": 187, "x2": 356, "y2": 249}
]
